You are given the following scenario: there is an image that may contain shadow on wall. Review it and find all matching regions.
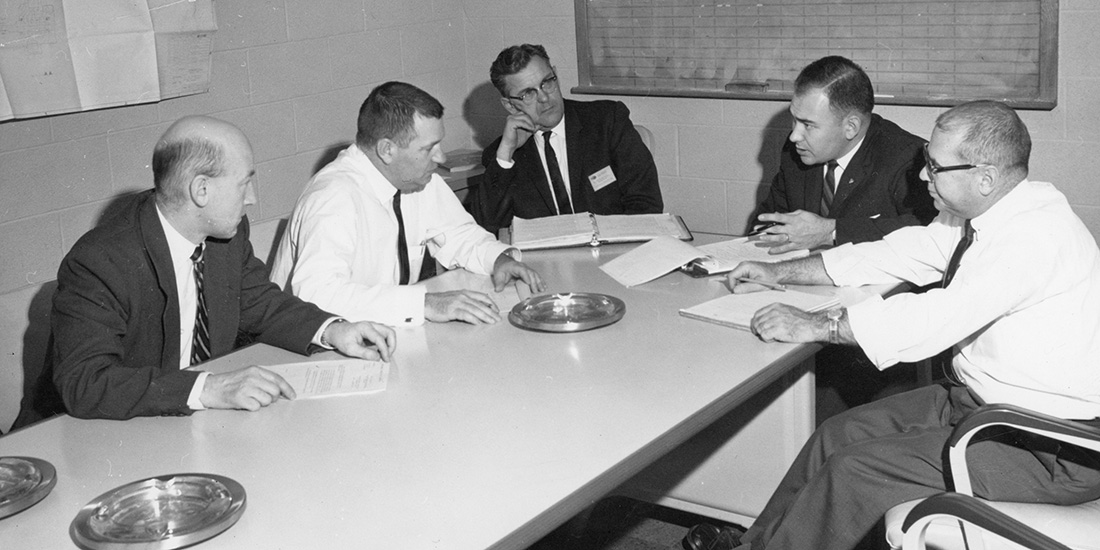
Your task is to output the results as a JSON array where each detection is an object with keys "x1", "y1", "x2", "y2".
[
  {"x1": 743, "y1": 108, "x2": 794, "y2": 235},
  {"x1": 464, "y1": 81, "x2": 508, "y2": 150}
]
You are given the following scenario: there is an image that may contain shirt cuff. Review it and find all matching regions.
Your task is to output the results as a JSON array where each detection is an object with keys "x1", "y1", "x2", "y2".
[
  {"x1": 495, "y1": 157, "x2": 515, "y2": 169},
  {"x1": 187, "y1": 371, "x2": 211, "y2": 410},
  {"x1": 314, "y1": 317, "x2": 345, "y2": 349}
]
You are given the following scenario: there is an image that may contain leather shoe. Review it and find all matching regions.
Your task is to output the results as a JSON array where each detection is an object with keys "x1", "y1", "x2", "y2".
[{"x1": 681, "y1": 523, "x2": 745, "y2": 550}]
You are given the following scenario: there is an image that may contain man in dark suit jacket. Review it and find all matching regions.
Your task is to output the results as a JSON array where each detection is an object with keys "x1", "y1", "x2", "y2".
[
  {"x1": 20, "y1": 116, "x2": 395, "y2": 422},
  {"x1": 473, "y1": 44, "x2": 662, "y2": 235},
  {"x1": 752, "y1": 56, "x2": 935, "y2": 253}
]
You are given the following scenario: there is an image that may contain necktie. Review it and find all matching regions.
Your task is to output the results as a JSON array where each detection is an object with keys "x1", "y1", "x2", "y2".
[
  {"x1": 820, "y1": 160, "x2": 838, "y2": 217},
  {"x1": 394, "y1": 190, "x2": 410, "y2": 285},
  {"x1": 942, "y1": 220, "x2": 975, "y2": 288},
  {"x1": 543, "y1": 132, "x2": 573, "y2": 215},
  {"x1": 190, "y1": 244, "x2": 210, "y2": 365}
]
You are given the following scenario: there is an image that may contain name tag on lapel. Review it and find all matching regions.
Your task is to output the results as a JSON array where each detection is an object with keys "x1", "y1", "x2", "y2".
[{"x1": 588, "y1": 165, "x2": 616, "y2": 191}]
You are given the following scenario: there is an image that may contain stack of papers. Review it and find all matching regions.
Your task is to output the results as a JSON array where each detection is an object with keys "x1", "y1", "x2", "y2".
[
  {"x1": 262, "y1": 358, "x2": 389, "y2": 399},
  {"x1": 599, "y1": 236, "x2": 808, "y2": 288},
  {"x1": 679, "y1": 290, "x2": 839, "y2": 331}
]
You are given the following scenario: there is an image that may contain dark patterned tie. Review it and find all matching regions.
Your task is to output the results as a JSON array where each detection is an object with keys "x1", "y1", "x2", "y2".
[
  {"x1": 820, "y1": 160, "x2": 838, "y2": 217},
  {"x1": 394, "y1": 190, "x2": 410, "y2": 285},
  {"x1": 942, "y1": 220, "x2": 975, "y2": 288},
  {"x1": 190, "y1": 244, "x2": 211, "y2": 365},
  {"x1": 543, "y1": 131, "x2": 573, "y2": 215}
]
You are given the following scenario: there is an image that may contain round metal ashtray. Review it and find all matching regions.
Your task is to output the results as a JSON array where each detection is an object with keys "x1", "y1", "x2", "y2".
[
  {"x1": 0, "y1": 456, "x2": 57, "y2": 519},
  {"x1": 509, "y1": 292, "x2": 626, "y2": 332},
  {"x1": 70, "y1": 473, "x2": 246, "y2": 550}
]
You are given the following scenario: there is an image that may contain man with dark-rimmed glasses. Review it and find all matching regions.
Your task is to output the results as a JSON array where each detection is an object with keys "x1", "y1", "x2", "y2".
[
  {"x1": 680, "y1": 101, "x2": 1100, "y2": 550},
  {"x1": 473, "y1": 44, "x2": 663, "y2": 235}
]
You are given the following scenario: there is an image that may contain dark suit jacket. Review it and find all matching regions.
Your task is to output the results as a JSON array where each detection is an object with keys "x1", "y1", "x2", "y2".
[
  {"x1": 756, "y1": 114, "x2": 935, "y2": 245},
  {"x1": 474, "y1": 99, "x2": 663, "y2": 234},
  {"x1": 36, "y1": 190, "x2": 331, "y2": 421}
]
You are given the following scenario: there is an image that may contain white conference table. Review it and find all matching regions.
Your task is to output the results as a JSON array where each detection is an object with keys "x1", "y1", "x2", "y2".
[{"x1": 0, "y1": 235, "x2": 880, "y2": 549}]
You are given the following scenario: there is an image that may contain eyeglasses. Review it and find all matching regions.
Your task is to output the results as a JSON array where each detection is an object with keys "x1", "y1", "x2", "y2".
[
  {"x1": 923, "y1": 144, "x2": 989, "y2": 178},
  {"x1": 506, "y1": 71, "x2": 559, "y2": 105}
]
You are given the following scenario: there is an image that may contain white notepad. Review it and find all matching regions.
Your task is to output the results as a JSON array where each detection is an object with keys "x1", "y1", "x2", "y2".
[{"x1": 679, "y1": 290, "x2": 840, "y2": 331}]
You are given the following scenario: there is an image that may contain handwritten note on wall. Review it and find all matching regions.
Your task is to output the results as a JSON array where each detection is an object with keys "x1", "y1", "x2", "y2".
[{"x1": 0, "y1": 0, "x2": 216, "y2": 121}]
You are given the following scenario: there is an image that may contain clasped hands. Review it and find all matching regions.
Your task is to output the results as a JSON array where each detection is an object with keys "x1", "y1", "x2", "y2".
[
  {"x1": 200, "y1": 319, "x2": 397, "y2": 412},
  {"x1": 751, "y1": 210, "x2": 835, "y2": 254},
  {"x1": 424, "y1": 254, "x2": 546, "y2": 325}
]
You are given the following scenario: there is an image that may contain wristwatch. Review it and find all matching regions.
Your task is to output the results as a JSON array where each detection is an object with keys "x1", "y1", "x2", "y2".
[{"x1": 826, "y1": 308, "x2": 843, "y2": 344}]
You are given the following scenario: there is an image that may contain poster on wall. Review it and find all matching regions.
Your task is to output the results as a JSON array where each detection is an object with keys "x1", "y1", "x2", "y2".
[{"x1": 0, "y1": 0, "x2": 216, "y2": 121}]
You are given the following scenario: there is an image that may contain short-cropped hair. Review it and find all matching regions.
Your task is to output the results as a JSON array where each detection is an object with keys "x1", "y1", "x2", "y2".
[
  {"x1": 490, "y1": 44, "x2": 551, "y2": 96},
  {"x1": 152, "y1": 137, "x2": 225, "y2": 206},
  {"x1": 794, "y1": 56, "x2": 874, "y2": 120},
  {"x1": 356, "y1": 81, "x2": 444, "y2": 149},
  {"x1": 935, "y1": 100, "x2": 1031, "y2": 181}
]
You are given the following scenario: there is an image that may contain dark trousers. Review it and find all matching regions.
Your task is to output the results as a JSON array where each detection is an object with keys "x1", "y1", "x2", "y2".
[{"x1": 741, "y1": 384, "x2": 1100, "y2": 550}]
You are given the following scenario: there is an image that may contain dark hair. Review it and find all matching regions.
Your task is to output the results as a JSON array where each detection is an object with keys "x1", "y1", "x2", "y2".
[
  {"x1": 490, "y1": 44, "x2": 551, "y2": 96},
  {"x1": 935, "y1": 100, "x2": 1031, "y2": 181},
  {"x1": 152, "y1": 137, "x2": 225, "y2": 205},
  {"x1": 355, "y1": 81, "x2": 444, "y2": 149},
  {"x1": 794, "y1": 56, "x2": 874, "y2": 119}
]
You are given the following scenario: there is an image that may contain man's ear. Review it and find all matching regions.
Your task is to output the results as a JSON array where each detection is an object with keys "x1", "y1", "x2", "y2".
[
  {"x1": 843, "y1": 113, "x2": 863, "y2": 141},
  {"x1": 375, "y1": 138, "x2": 395, "y2": 164},
  {"x1": 189, "y1": 175, "x2": 210, "y2": 207},
  {"x1": 977, "y1": 165, "x2": 1000, "y2": 197},
  {"x1": 500, "y1": 97, "x2": 520, "y2": 115}
]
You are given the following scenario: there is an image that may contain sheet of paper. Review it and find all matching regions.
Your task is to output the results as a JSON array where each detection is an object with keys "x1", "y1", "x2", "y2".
[
  {"x1": 0, "y1": 0, "x2": 216, "y2": 121},
  {"x1": 679, "y1": 289, "x2": 840, "y2": 330},
  {"x1": 599, "y1": 236, "x2": 704, "y2": 287},
  {"x1": 693, "y1": 237, "x2": 810, "y2": 274},
  {"x1": 262, "y1": 358, "x2": 389, "y2": 399}
]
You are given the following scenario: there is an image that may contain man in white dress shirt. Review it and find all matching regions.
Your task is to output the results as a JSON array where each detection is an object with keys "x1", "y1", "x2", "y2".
[
  {"x1": 680, "y1": 100, "x2": 1100, "y2": 550},
  {"x1": 270, "y1": 82, "x2": 545, "y2": 326}
]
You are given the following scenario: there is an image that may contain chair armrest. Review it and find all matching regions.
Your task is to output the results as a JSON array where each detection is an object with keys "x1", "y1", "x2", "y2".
[
  {"x1": 901, "y1": 493, "x2": 1072, "y2": 550},
  {"x1": 947, "y1": 404, "x2": 1100, "y2": 495}
]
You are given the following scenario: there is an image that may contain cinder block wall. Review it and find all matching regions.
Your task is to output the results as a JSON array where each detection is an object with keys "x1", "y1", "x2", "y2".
[{"x1": 2, "y1": 0, "x2": 1098, "y2": 431}]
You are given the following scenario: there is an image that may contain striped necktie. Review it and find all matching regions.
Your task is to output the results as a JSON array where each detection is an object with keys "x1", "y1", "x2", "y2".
[
  {"x1": 820, "y1": 160, "x2": 838, "y2": 217},
  {"x1": 190, "y1": 244, "x2": 211, "y2": 365}
]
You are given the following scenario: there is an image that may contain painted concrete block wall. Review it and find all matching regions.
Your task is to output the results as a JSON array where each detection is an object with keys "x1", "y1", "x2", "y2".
[{"x1": 1, "y1": 0, "x2": 1097, "y2": 430}]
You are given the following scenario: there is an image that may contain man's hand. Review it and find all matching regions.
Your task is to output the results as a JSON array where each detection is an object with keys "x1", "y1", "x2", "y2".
[
  {"x1": 324, "y1": 320, "x2": 397, "y2": 362},
  {"x1": 496, "y1": 112, "x2": 537, "y2": 163},
  {"x1": 753, "y1": 211, "x2": 836, "y2": 254},
  {"x1": 749, "y1": 303, "x2": 828, "y2": 343},
  {"x1": 726, "y1": 261, "x2": 782, "y2": 294},
  {"x1": 425, "y1": 290, "x2": 501, "y2": 324},
  {"x1": 492, "y1": 254, "x2": 546, "y2": 294},
  {"x1": 200, "y1": 366, "x2": 296, "y2": 411}
]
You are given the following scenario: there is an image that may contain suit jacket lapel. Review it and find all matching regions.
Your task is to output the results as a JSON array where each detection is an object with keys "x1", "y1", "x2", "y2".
[
  {"x1": 832, "y1": 115, "x2": 881, "y2": 212},
  {"x1": 563, "y1": 100, "x2": 589, "y2": 213},
  {"x1": 137, "y1": 193, "x2": 181, "y2": 369}
]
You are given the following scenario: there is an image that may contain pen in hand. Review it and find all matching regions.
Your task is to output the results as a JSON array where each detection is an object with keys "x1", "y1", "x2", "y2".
[
  {"x1": 733, "y1": 277, "x2": 786, "y2": 292},
  {"x1": 748, "y1": 221, "x2": 781, "y2": 238}
]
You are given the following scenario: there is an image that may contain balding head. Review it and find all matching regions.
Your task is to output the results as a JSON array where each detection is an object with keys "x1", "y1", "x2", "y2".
[{"x1": 152, "y1": 116, "x2": 249, "y2": 208}]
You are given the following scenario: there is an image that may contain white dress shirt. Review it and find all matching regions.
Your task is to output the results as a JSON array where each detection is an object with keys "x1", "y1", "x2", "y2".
[
  {"x1": 821, "y1": 180, "x2": 1100, "y2": 419},
  {"x1": 270, "y1": 144, "x2": 510, "y2": 326}
]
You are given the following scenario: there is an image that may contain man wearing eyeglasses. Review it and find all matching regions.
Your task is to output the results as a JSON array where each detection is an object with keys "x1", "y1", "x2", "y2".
[
  {"x1": 679, "y1": 102, "x2": 1100, "y2": 550},
  {"x1": 751, "y1": 56, "x2": 935, "y2": 254},
  {"x1": 473, "y1": 44, "x2": 663, "y2": 235}
]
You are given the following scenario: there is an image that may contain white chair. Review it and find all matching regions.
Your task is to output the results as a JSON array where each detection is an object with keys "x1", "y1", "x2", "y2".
[
  {"x1": 635, "y1": 124, "x2": 655, "y2": 155},
  {"x1": 885, "y1": 404, "x2": 1100, "y2": 550}
]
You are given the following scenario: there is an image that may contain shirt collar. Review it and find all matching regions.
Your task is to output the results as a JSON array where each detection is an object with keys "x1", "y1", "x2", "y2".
[
  {"x1": 834, "y1": 135, "x2": 865, "y2": 172},
  {"x1": 969, "y1": 178, "x2": 1035, "y2": 235},
  {"x1": 539, "y1": 116, "x2": 567, "y2": 140},
  {"x1": 349, "y1": 144, "x2": 401, "y2": 203},
  {"x1": 155, "y1": 202, "x2": 203, "y2": 264}
]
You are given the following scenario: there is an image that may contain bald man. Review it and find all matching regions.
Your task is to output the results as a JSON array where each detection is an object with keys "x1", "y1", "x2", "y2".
[{"x1": 24, "y1": 116, "x2": 396, "y2": 422}]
